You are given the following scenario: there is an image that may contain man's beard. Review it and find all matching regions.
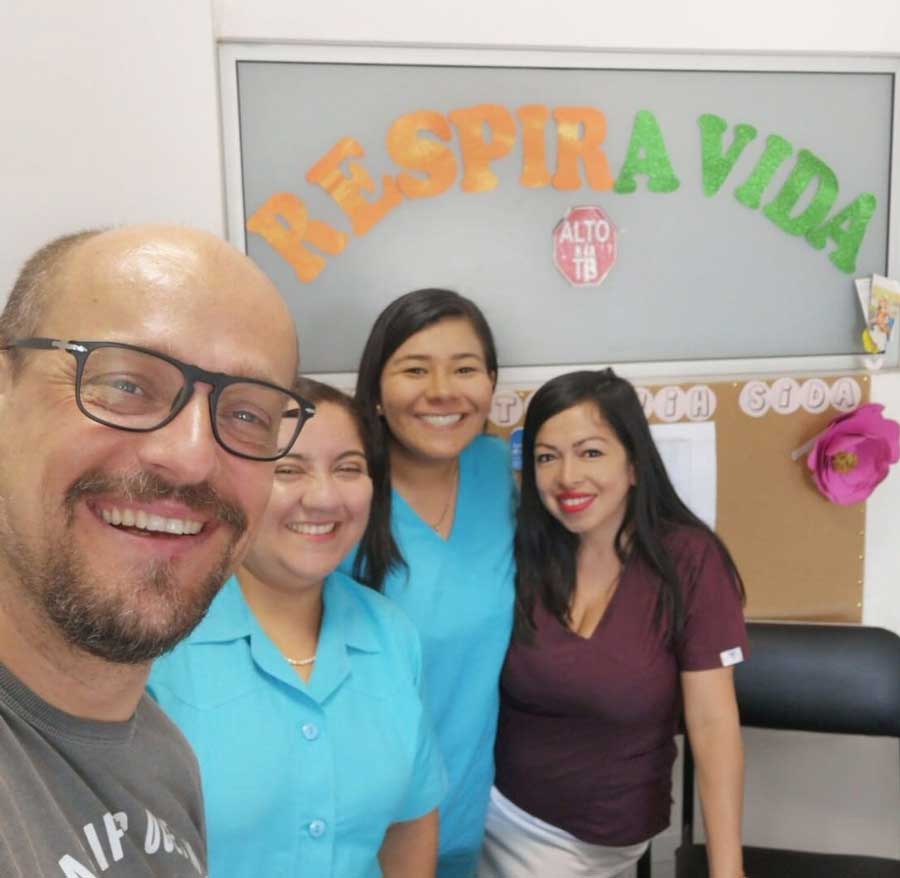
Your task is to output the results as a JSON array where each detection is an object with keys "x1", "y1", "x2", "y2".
[
  {"x1": 7, "y1": 469, "x2": 247, "y2": 664},
  {"x1": 39, "y1": 546, "x2": 232, "y2": 664}
]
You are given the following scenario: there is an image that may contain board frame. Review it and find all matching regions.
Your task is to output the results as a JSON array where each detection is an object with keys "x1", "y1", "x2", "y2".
[{"x1": 217, "y1": 41, "x2": 900, "y2": 382}]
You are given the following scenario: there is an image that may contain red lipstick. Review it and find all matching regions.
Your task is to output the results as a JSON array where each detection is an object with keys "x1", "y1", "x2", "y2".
[{"x1": 557, "y1": 492, "x2": 595, "y2": 514}]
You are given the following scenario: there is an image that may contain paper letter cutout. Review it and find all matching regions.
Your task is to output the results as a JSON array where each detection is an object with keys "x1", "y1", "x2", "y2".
[
  {"x1": 448, "y1": 104, "x2": 516, "y2": 193},
  {"x1": 806, "y1": 193, "x2": 878, "y2": 275},
  {"x1": 762, "y1": 149, "x2": 838, "y2": 236},
  {"x1": 800, "y1": 378, "x2": 830, "y2": 414},
  {"x1": 614, "y1": 110, "x2": 680, "y2": 194},
  {"x1": 518, "y1": 105, "x2": 551, "y2": 188},
  {"x1": 734, "y1": 134, "x2": 793, "y2": 209},
  {"x1": 686, "y1": 385, "x2": 718, "y2": 421},
  {"x1": 552, "y1": 107, "x2": 614, "y2": 191},
  {"x1": 246, "y1": 193, "x2": 348, "y2": 284},
  {"x1": 489, "y1": 391, "x2": 525, "y2": 427},
  {"x1": 830, "y1": 377, "x2": 862, "y2": 412},
  {"x1": 654, "y1": 386, "x2": 686, "y2": 422},
  {"x1": 698, "y1": 113, "x2": 758, "y2": 197},
  {"x1": 770, "y1": 377, "x2": 801, "y2": 415},
  {"x1": 739, "y1": 381, "x2": 770, "y2": 418},
  {"x1": 306, "y1": 137, "x2": 403, "y2": 235},
  {"x1": 387, "y1": 110, "x2": 458, "y2": 199}
]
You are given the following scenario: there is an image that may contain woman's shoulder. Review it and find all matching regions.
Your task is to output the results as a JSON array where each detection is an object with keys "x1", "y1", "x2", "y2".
[
  {"x1": 660, "y1": 522, "x2": 721, "y2": 560},
  {"x1": 147, "y1": 577, "x2": 258, "y2": 702},
  {"x1": 464, "y1": 434, "x2": 513, "y2": 480},
  {"x1": 467, "y1": 433, "x2": 510, "y2": 462},
  {"x1": 628, "y1": 524, "x2": 724, "y2": 591},
  {"x1": 150, "y1": 577, "x2": 245, "y2": 662},
  {"x1": 657, "y1": 523, "x2": 741, "y2": 605},
  {"x1": 328, "y1": 570, "x2": 421, "y2": 650}
]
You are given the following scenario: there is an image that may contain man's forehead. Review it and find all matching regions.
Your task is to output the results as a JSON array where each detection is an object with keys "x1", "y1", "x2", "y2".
[
  {"x1": 44, "y1": 227, "x2": 299, "y2": 384},
  {"x1": 53, "y1": 227, "x2": 284, "y2": 309},
  {"x1": 67, "y1": 229, "x2": 238, "y2": 291},
  {"x1": 110, "y1": 239, "x2": 207, "y2": 287}
]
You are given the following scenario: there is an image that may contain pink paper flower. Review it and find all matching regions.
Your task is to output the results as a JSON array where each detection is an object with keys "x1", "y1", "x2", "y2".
[{"x1": 807, "y1": 403, "x2": 900, "y2": 505}]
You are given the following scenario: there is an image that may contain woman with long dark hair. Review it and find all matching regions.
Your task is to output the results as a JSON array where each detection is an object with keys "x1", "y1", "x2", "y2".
[
  {"x1": 481, "y1": 369, "x2": 747, "y2": 878},
  {"x1": 150, "y1": 378, "x2": 446, "y2": 878},
  {"x1": 349, "y1": 289, "x2": 516, "y2": 878}
]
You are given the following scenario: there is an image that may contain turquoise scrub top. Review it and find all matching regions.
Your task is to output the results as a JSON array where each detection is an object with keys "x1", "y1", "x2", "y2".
[
  {"x1": 348, "y1": 435, "x2": 516, "y2": 878},
  {"x1": 148, "y1": 571, "x2": 446, "y2": 878}
]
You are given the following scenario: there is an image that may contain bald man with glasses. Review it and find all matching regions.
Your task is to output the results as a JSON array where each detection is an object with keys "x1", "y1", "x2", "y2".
[{"x1": 0, "y1": 226, "x2": 307, "y2": 877}]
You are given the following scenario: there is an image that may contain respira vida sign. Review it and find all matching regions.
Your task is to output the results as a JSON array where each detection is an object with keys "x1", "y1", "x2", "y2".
[{"x1": 247, "y1": 107, "x2": 877, "y2": 283}]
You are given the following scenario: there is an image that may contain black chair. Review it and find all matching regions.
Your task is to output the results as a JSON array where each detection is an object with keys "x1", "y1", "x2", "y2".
[{"x1": 676, "y1": 621, "x2": 900, "y2": 878}]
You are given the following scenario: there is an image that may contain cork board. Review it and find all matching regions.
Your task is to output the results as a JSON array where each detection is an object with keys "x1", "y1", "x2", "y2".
[{"x1": 486, "y1": 374, "x2": 870, "y2": 623}]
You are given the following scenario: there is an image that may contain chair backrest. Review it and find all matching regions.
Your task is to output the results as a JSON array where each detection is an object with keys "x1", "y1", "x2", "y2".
[
  {"x1": 681, "y1": 622, "x2": 900, "y2": 845},
  {"x1": 734, "y1": 622, "x2": 900, "y2": 737},
  {"x1": 679, "y1": 621, "x2": 900, "y2": 851}
]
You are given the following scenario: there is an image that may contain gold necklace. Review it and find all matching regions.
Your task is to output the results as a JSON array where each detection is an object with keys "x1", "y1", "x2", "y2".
[{"x1": 429, "y1": 461, "x2": 459, "y2": 532}]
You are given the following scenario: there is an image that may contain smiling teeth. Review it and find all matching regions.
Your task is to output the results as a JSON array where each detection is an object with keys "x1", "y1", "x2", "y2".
[
  {"x1": 421, "y1": 414, "x2": 462, "y2": 427},
  {"x1": 288, "y1": 522, "x2": 336, "y2": 536},
  {"x1": 560, "y1": 497, "x2": 592, "y2": 509},
  {"x1": 101, "y1": 508, "x2": 203, "y2": 535}
]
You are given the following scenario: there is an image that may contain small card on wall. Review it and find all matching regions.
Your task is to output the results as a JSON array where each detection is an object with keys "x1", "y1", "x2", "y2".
[
  {"x1": 650, "y1": 421, "x2": 717, "y2": 529},
  {"x1": 856, "y1": 274, "x2": 900, "y2": 354}
]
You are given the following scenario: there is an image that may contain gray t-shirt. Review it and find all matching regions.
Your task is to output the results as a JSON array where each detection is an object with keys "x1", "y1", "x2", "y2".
[{"x1": 0, "y1": 662, "x2": 207, "y2": 878}]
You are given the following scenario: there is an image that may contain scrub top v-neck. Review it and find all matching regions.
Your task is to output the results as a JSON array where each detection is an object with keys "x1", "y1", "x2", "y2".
[{"x1": 378, "y1": 435, "x2": 516, "y2": 878}]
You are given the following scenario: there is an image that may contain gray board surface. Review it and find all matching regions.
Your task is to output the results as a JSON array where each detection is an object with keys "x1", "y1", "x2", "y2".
[{"x1": 235, "y1": 61, "x2": 892, "y2": 372}]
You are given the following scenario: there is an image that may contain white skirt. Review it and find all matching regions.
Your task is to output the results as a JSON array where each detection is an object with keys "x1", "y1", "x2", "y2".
[{"x1": 478, "y1": 786, "x2": 649, "y2": 878}]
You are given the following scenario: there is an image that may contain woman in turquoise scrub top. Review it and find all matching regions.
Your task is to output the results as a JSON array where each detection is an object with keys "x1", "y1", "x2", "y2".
[
  {"x1": 149, "y1": 379, "x2": 446, "y2": 878},
  {"x1": 350, "y1": 289, "x2": 516, "y2": 878}
]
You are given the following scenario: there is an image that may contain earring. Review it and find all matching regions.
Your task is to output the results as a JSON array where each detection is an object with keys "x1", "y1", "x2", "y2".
[{"x1": 375, "y1": 403, "x2": 384, "y2": 416}]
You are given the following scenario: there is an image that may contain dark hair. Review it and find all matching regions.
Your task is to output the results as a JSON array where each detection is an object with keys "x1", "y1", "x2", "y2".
[
  {"x1": 514, "y1": 368, "x2": 744, "y2": 644},
  {"x1": 354, "y1": 288, "x2": 499, "y2": 590},
  {"x1": 1, "y1": 230, "x2": 105, "y2": 371},
  {"x1": 289, "y1": 377, "x2": 391, "y2": 592}
]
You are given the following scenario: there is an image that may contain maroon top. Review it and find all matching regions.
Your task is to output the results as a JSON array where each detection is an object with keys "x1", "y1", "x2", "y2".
[{"x1": 495, "y1": 526, "x2": 748, "y2": 846}]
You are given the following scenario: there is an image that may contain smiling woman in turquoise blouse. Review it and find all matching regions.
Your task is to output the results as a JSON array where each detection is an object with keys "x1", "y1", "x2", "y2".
[
  {"x1": 347, "y1": 289, "x2": 516, "y2": 878},
  {"x1": 149, "y1": 378, "x2": 446, "y2": 878}
]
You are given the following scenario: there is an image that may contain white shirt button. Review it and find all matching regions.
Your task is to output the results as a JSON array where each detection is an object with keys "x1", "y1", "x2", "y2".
[{"x1": 308, "y1": 820, "x2": 327, "y2": 838}]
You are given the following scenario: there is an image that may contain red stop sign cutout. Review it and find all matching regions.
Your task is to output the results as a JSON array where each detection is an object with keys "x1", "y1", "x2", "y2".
[{"x1": 553, "y1": 206, "x2": 617, "y2": 287}]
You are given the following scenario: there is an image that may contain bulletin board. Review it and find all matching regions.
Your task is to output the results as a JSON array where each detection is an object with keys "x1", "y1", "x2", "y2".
[
  {"x1": 219, "y1": 44, "x2": 899, "y2": 375},
  {"x1": 485, "y1": 373, "x2": 870, "y2": 623}
]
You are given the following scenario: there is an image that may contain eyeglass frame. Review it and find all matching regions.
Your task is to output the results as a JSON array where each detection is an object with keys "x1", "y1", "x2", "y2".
[{"x1": 0, "y1": 337, "x2": 316, "y2": 462}]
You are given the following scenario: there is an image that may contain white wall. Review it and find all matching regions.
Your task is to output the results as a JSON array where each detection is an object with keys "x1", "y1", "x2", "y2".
[
  {"x1": 0, "y1": 1, "x2": 224, "y2": 296},
  {"x1": 214, "y1": 0, "x2": 900, "y2": 54},
  {"x1": 866, "y1": 372, "x2": 900, "y2": 634},
  {"x1": 2, "y1": 0, "x2": 898, "y2": 866}
]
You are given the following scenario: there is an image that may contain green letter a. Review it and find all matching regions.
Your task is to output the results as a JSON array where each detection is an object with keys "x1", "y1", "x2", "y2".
[
  {"x1": 807, "y1": 194, "x2": 878, "y2": 274},
  {"x1": 614, "y1": 110, "x2": 680, "y2": 194}
]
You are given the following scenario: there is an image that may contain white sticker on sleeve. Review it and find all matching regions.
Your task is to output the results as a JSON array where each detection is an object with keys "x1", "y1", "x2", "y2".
[{"x1": 720, "y1": 647, "x2": 744, "y2": 667}]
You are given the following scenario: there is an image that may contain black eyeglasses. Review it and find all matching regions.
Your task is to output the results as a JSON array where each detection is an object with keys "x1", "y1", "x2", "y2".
[{"x1": 1, "y1": 338, "x2": 315, "y2": 461}]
